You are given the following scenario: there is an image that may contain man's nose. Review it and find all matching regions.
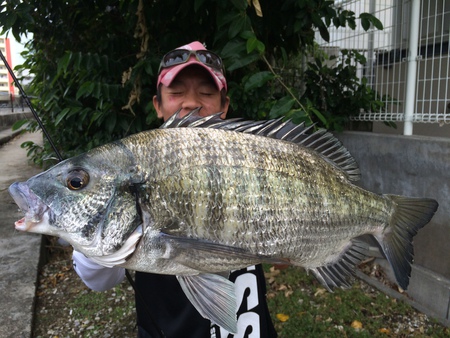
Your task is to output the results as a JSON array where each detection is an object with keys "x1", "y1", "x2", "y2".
[{"x1": 181, "y1": 94, "x2": 201, "y2": 111}]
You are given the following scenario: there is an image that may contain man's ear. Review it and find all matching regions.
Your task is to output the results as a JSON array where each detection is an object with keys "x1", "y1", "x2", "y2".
[
  {"x1": 153, "y1": 95, "x2": 164, "y2": 119},
  {"x1": 220, "y1": 96, "x2": 230, "y2": 119}
]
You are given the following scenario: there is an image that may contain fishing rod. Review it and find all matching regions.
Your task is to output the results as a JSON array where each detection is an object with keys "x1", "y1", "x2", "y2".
[
  {"x1": 1, "y1": 48, "x2": 167, "y2": 338},
  {"x1": 0, "y1": 49, "x2": 63, "y2": 161}
]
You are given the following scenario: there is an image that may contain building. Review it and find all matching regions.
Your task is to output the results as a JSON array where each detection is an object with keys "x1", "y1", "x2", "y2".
[{"x1": 0, "y1": 35, "x2": 15, "y2": 102}]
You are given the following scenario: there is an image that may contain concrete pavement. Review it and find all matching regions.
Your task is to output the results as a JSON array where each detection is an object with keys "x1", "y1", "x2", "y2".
[{"x1": 0, "y1": 128, "x2": 42, "y2": 338}]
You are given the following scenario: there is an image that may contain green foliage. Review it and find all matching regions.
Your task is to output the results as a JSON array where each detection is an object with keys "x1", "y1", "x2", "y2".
[
  {"x1": 299, "y1": 49, "x2": 393, "y2": 131},
  {"x1": 1, "y1": 0, "x2": 386, "y2": 164}
]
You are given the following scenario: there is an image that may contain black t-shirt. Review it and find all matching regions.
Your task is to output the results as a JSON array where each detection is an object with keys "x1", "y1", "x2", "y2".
[{"x1": 135, "y1": 265, "x2": 277, "y2": 338}]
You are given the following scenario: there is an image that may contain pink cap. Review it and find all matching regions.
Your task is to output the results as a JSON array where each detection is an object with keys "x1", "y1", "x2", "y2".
[{"x1": 157, "y1": 41, "x2": 227, "y2": 91}]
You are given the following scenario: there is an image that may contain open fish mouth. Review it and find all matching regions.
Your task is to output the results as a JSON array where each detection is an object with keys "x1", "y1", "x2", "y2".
[
  {"x1": 9, "y1": 181, "x2": 49, "y2": 231},
  {"x1": 14, "y1": 217, "x2": 31, "y2": 231}
]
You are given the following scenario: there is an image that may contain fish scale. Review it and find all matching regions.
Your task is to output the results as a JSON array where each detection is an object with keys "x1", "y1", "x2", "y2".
[
  {"x1": 122, "y1": 128, "x2": 383, "y2": 265},
  {"x1": 9, "y1": 110, "x2": 438, "y2": 333}
]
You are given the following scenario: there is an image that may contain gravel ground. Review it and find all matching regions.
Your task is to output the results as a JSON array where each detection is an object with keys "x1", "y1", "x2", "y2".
[{"x1": 33, "y1": 241, "x2": 137, "y2": 338}]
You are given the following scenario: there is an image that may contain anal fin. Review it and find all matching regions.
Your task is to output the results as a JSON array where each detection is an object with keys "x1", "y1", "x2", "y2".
[{"x1": 310, "y1": 239, "x2": 369, "y2": 292}]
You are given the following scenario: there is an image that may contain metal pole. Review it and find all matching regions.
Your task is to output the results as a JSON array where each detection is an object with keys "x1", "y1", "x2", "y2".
[
  {"x1": 403, "y1": 0, "x2": 421, "y2": 135},
  {"x1": 367, "y1": 0, "x2": 376, "y2": 87}
]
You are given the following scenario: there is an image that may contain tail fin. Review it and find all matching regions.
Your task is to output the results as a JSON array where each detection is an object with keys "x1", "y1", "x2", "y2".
[{"x1": 376, "y1": 195, "x2": 438, "y2": 290}]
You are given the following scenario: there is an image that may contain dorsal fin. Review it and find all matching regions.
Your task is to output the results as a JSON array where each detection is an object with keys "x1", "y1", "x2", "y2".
[{"x1": 160, "y1": 109, "x2": 360, "y2": 181}]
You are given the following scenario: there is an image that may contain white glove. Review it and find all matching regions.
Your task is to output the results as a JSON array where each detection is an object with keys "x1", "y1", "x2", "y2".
[{"x1": 72, "y1": 250, "x2": 125, "y2": 292}]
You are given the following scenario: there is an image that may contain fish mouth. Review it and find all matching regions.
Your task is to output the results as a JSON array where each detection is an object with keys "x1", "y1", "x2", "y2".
[
  {"x1": 14, "y1": 217, "x2": 30, "y2": 231},
  {"x1": 9, "y1": 182, "x2": 49, "y2": 231}
]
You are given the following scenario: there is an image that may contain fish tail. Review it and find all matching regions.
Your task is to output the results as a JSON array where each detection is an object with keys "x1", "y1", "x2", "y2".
[{"x1": 376, "y1": 195, "x2": 438, "y2": 290}]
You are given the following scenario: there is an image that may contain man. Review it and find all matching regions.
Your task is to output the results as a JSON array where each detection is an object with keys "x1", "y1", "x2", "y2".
[{"x1": 73, "y1": 41, "x2": 277, "y2": 338}]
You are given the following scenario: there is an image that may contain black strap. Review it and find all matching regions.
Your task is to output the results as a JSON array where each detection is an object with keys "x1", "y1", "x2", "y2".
[{"x1": 125, "y1": 270, "x2": 166, "y2": 338}]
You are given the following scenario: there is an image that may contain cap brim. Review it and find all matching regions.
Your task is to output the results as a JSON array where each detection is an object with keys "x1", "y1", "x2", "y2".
[{"x1": 158, "y1": 60, "x2": 226, "y2": 91}]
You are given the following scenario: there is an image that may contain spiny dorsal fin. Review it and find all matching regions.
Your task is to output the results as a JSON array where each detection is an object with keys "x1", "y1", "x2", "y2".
[{"x1": 161, "y1": 109, "x2": 360, "y2": 181}]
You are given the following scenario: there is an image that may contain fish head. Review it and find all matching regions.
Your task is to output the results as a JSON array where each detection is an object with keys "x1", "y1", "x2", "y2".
[{"x1": 9, "y1": 146, "x2": 143, "y2": 259}]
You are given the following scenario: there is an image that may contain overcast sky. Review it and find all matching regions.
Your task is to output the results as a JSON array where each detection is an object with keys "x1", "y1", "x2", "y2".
[{"x1": 9, "y1": 35, "x2": 29, "y2": 67}]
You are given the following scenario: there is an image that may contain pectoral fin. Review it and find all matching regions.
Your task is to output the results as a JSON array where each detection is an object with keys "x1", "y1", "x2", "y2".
[
  {"x1": 161, "y1": 232, "x2": 289, "y2": 265},
  {"x1": 177, "y1": 273, "x2": 238, "y2": 334}
]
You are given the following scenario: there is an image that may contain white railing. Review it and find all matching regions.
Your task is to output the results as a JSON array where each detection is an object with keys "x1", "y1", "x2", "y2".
[{"x1": 316, "y1": 0, "x2": 450, "y2": 134}]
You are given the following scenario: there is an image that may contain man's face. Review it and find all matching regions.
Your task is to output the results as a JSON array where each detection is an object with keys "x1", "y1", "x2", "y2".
[{"x1": 153, "y1": 65, "x2": 229, "y2": 121}]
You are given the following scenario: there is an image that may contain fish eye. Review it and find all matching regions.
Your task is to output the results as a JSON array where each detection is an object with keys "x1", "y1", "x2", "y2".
[{"x1": 66, "y1": 170, "x2": 89, "y2": 191}]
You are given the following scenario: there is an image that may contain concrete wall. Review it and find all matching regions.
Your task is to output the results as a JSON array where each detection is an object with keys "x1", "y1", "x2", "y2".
[
  {"x1": 336, "y1": 131, "x2": 450, "y2": 325},
  {"x1": 0, "y1": 109, "x2": 32, "y2": 130}
]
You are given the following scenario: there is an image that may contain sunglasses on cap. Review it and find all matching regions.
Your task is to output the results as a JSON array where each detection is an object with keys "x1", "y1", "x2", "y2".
[{"x1": 158, "y1": 49, "x2": 225, "y2": 74}]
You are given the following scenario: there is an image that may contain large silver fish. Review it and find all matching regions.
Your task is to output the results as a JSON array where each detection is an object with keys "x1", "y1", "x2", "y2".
[{"x1": 9, "y1": 110, "x2": 438, "y2": 332}]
